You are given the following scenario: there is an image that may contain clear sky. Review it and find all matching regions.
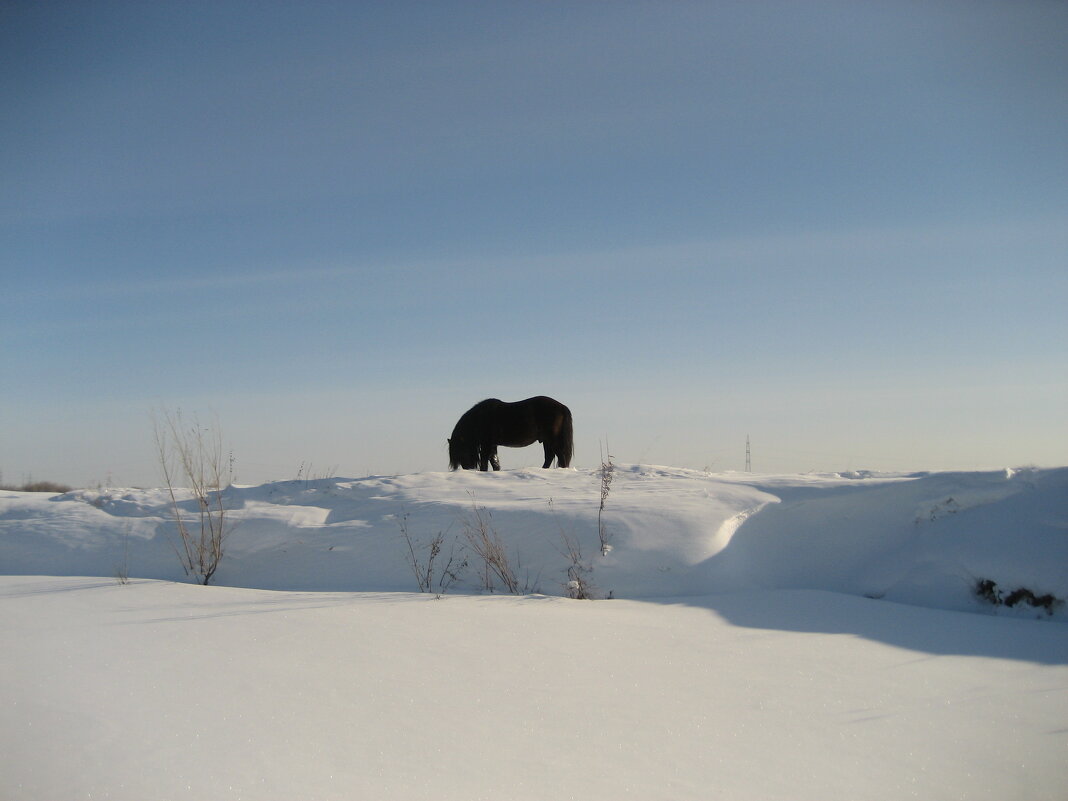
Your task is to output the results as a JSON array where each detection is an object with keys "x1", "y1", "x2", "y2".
[{"x1": 2, "y1": 0, "x2": 1066, "y2": 487}]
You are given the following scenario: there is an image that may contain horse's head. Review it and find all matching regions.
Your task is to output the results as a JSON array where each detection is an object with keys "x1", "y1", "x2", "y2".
[{"x1": 448, "y1": 436, "x2": 479, "y2": 471}]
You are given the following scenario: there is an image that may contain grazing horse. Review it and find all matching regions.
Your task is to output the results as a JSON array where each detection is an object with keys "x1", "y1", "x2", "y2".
[{"x1": 448, "y1": 396, "x2": 573, "y2": 471}]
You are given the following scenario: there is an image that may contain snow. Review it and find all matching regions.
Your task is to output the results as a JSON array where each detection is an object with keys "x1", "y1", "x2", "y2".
[{"x1": 2, "y1": 465, "x2": 1066, "y2": 799}]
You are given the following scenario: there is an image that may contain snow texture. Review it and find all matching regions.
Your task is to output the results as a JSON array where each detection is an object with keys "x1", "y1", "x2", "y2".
[{"x1": 1, "y1": 466, "x2": 1066, "y2": 799}]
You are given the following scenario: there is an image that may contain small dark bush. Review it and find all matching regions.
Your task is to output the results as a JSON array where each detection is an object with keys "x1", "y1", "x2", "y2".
[
  {"x1": 976, "y1": 578, "x2": 1063, "y2": 615},
  {"x1": 1003, "y1": 588, "x2": 1058, "y2": 613},
  {"x1": 976, "y1": 578, "x2": 1001, "y2": 605}
]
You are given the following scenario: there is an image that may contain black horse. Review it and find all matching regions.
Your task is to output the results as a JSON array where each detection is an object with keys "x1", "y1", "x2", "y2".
[{"x1": 448, "y1": 396, "x2": 574, "y2": 471}]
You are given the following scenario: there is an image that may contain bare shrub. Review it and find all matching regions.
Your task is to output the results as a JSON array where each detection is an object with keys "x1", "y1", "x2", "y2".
[
  {"x1": 462, "y1": 496, "x2": 534, "y2": 594},
  {"x1": 548, "y1": 499, "x2": 596, "y2": 599},
  {"x1": 398, "y1": 513, "x2": 466, "y2": 595},
  {"x1": 153, "y1": 407, "x2": 232, "y2": 585}
]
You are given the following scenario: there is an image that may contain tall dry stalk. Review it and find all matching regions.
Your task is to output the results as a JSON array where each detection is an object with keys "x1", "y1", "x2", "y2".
[
  {"x1": 153, "y1": 407, "x2": 232, "y2": 585},
  {"x1": 598, "y1": 442, "x2": 614, "y2": 556}
]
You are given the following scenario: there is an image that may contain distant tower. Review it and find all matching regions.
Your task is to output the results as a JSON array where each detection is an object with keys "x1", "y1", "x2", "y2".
[{"x1": 745, "y1": 435, "x2": 751, "y2": 472}]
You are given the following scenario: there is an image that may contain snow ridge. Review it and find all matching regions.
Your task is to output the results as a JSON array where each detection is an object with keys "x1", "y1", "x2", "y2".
[{"x1": 2, "y1": 465, "x2": 1065, "y2": 618}]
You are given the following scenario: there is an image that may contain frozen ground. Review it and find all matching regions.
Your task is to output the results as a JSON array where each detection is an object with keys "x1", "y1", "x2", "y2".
[{"x1": 1, "y1": 465, "x2": 1066, "y2": 799}]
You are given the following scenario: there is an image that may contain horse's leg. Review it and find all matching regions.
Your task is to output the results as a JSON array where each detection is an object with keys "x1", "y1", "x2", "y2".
[
  {"x1": 542, "y1": 441, "x2": 554, "y2": 469},
  {"x1": 490, "y1": 449, "x2": 501, "y2": 471}
]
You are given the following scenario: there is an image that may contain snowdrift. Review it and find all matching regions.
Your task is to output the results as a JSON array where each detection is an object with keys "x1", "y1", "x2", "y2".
[{"x1": 2, "y1": 465, "x2": 1065, "y2": 618}]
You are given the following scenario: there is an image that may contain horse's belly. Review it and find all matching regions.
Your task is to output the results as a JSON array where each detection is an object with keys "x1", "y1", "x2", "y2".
[{"x1": 500, "y1": 435, "x2": 538, "y2": 448}]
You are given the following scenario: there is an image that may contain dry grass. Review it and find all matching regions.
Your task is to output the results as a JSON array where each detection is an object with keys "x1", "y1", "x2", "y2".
[{"x1": 0, "y1": 480, "x2": 72, "y2": 493}]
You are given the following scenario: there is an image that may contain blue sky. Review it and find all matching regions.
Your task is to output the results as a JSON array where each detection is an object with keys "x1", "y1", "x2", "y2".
[{"x1": 2, "y1": 1, "x2": 1066, "y2": 486}]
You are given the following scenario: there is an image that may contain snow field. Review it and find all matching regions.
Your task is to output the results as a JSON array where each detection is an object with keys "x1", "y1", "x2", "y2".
[
  {"x1": 2, "y1": 577, "x2": 1066, "y2": 801},
  {"x1": 1, "y1": 464, "x2": 1066, "y2": 799}
]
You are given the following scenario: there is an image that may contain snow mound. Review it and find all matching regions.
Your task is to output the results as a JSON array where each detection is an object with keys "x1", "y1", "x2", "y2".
[{"x1": 1, "y1": 466, "x2": 1065, "y2": 618}]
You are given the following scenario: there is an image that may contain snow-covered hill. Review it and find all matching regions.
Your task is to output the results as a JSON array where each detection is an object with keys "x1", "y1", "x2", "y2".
[{"x1": 2, "y1": 466, "x2": 1066, "y2": 799}]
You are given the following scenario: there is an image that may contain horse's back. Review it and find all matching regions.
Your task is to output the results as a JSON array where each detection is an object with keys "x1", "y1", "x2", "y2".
[{"x1": 518, "y1": 395, "x2": 569, "y2": 413}]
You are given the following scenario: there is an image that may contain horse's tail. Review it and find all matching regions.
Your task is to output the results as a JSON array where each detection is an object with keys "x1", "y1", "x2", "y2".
[{"x1": 556, "y1": 406, "x2": 574, "y2": 467}]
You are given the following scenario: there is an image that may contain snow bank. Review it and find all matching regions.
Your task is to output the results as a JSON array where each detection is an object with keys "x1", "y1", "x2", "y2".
[{"x1": 1, "y1": 465, "x2": 1065, "y2": 618}]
